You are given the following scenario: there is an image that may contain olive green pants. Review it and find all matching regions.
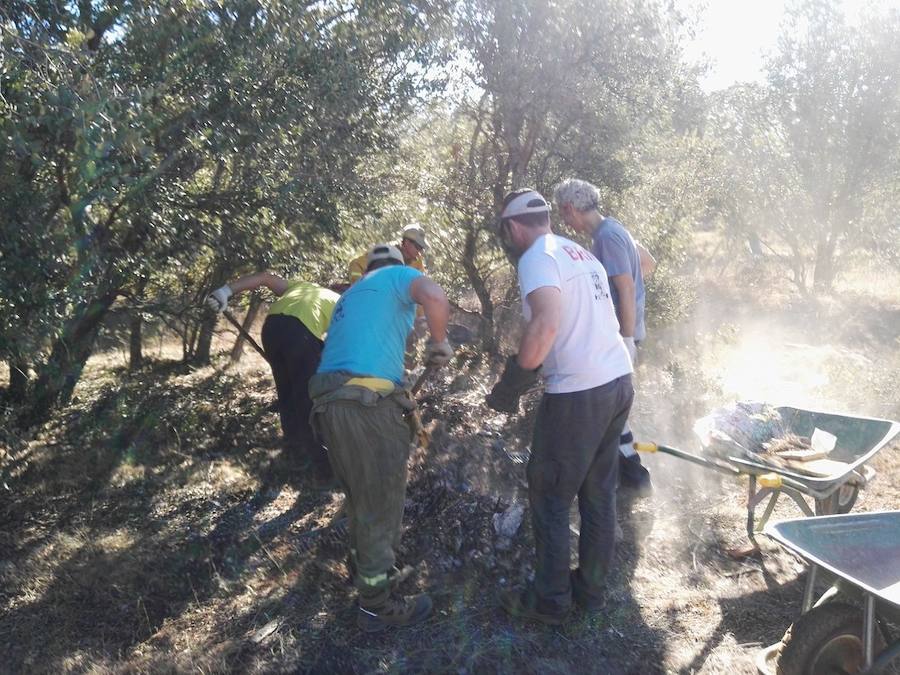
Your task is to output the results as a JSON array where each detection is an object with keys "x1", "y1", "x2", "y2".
[{"x1": 310, "y1": 377, "x2": 413, "y2": 606}]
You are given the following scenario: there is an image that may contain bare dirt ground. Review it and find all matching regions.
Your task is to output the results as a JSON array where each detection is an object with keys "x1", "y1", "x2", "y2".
[{"x1": 2, "y1": 259, "x2": 899, "y2": 674}]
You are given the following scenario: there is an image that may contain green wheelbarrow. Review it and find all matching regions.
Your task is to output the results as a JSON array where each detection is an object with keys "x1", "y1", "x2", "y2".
[
  {"x1": 757, "y1": 511, "x2": 900, "y2": 675},
  {"x1": 635, "y1": 406, "x2": 900, "y2": 541}
]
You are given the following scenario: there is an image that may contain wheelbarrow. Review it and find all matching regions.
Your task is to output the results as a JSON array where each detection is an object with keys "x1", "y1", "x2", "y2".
[
  {"x1": 635, "y1": 406, "x2": 900, "y2": 542},
  {"x1": 756, "y1": 511, "x2": 900, "y2": 674}
]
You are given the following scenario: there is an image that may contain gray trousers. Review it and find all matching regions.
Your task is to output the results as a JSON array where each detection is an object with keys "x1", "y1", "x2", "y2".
[{"x1": 528, "y1": 375, "x2": 634, "y2": 612}]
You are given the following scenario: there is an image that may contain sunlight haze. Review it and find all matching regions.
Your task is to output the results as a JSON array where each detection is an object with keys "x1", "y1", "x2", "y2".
[{"x1": 679, "y1": 0, "x2": 875, "y2": 91}]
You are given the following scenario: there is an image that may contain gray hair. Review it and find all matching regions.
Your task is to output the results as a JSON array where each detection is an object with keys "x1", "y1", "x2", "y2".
[{"x1": 553, "y1": 178, "x2": 601, "y2": 213}]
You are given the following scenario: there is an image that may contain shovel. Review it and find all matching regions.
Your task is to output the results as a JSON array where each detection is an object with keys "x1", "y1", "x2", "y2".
[{"x1": 409, "y1": 364, "x2": 439, "y2": 448}]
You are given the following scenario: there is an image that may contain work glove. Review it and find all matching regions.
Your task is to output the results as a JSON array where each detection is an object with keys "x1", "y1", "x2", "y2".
[
  {"x1": 206, "y1": 284, "x2": 233, "y2": 313},
  {"x1": 623, "y1": 336, "x2": 637, "y2": 364},
  {"x1": 424, "y1": 338, "x2": 453, "y2": 367},
  {"x1": 485, "y1": 354, "x2": 541, "y2": 414}
]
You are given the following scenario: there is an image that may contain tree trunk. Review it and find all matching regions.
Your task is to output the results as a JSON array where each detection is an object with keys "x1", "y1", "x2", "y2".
[
  {"x1": 191, "y1": 260, "x2": 231, "y2": 365},
  {"x1": 183, "y1": 314, "x2": 204, "y2": 362},
  {"x1": 129, "y1": 311, "x2": 144, "y2": 371},
  {"x1": 192, "y1": 311, "x2": 217, "y2": 366},
  {"x1": 813, "y1": 235, "x2": 838, "y2": 292},
  {"x1": 24, "y1": 292, "x2": 117, "y2": 425},
  {"x1": 128, "y1": 278, "x2": 148, "y2": 371},
  {"x1": 7, "y1": 359, "x2": 28, "y2": 401},
  {"x1": 230, "y1": 294, "x2": 263, "y2": 364},
  {"x1": 461, "y1": 226, "x2": 497, "y2": 353}
]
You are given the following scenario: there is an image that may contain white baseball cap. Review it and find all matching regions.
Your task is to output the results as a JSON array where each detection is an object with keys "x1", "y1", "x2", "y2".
[{"x1": 500, "y1": 190, "x2": 552, "y2": 220}]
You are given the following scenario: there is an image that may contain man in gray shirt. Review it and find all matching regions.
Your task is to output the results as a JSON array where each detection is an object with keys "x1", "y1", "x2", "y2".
[{"x1": 554, "y1": 179, "x2": 655, "y2": 496}]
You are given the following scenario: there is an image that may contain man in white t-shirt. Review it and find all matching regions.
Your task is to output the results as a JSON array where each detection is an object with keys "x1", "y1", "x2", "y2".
[{"x1": 486, "y1": 188, "x2": 634, "y2": 625}]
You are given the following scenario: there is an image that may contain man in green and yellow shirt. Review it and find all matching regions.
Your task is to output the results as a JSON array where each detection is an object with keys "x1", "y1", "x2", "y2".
[{"x1": 207, "y1": 273, "x2": 339, "y2": 480}]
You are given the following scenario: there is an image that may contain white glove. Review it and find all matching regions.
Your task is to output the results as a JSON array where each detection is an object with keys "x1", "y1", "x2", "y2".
[
  {"x1": 424, "y1": 338, "x2": 453, "y2": 367},
  {"x1": 623, "y1": 336, "x2": 637, "y2": 364},
  {"x1": 206, "y1": 284, "x2": 233, "y2": 313}
]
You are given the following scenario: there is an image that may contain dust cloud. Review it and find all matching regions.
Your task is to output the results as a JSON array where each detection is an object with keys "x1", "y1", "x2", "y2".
[{"x1": 627, "y1": 278, "x2": 900, "y2": 507}]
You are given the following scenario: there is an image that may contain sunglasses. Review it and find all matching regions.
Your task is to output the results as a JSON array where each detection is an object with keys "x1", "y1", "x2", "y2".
[{"x1": 404, "y1": 238, "x2": 425, "y2": 253}]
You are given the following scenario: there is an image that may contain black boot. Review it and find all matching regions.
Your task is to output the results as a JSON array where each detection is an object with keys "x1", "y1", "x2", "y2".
[{"x1": 618, "y1": 451, "x2": 652, "y2": 497}]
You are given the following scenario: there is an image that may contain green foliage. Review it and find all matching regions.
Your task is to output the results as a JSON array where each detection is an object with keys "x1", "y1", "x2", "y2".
[
  {"x1": 11, "y1": 0, "x2": 892, "y2": 417},
  {"x1": 426, "y1": 0, "x2": 704, "y2": 347},
  {"x1": 612, "y1": 130, "x2": 724, "y2": 325},
  {"x1": 0, "y1": 0, "x2": 451, "y2": 415}
]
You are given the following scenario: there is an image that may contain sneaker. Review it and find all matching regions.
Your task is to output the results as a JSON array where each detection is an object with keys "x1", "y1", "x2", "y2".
[
  {"x1": 499, "y1": 587, "x2": 569, "y2": 626},
  {"x1": 357, "y1": 592, "x2": 432, "y2": 633}
]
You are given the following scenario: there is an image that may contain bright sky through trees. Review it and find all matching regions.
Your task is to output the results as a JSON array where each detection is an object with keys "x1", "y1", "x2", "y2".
[{"x1": 678, "y1": 0, "x2": 874, "y2": 91}]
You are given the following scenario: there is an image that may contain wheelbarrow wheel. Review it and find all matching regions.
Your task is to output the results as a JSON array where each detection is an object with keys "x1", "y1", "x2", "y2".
[
  {"x1": 815, "y1": 484, "x2": 859, "y2": 516},
  {"x1": 775, "y1": 602, "x2": 885, "y2": 675}
]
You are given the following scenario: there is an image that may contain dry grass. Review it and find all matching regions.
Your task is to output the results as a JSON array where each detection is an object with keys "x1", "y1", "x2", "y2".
[{"x1": 2, "y1": 249, "x2": 900, "y2": 674}]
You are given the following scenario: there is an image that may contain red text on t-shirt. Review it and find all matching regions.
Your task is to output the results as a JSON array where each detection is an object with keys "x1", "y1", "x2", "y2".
[{"x1": 562, "y1": 245, "x2": 597, "y2": 262}]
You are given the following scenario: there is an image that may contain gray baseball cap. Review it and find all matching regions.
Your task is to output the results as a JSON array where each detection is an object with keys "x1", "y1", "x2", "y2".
[{"x1": 401, "y1": 224, "x2": 427, "y2": 250}]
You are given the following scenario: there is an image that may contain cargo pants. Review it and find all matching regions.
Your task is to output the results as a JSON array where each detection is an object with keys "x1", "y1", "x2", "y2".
[{"x1": 309, "y1": 372, "x2": 415, "y2": 607}]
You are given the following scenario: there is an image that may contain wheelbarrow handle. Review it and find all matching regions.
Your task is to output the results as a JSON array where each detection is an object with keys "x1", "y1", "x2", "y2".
[
  {"x1": 633, "y1": 441, "x2": 742, "y2": 477},
  {"x1": 634, "y1": 442, "x2": 812, "y2": 492},
  {"x1": 754, "y1": 471, "x2": 811, "y2": 492}
]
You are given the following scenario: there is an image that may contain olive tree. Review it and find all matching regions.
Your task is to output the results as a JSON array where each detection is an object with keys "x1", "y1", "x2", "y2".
[{"x1": 0, "y1": 0, "x2": 450, "y2": 422}]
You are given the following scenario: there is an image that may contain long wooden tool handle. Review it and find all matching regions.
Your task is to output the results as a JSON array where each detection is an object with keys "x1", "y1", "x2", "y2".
[
  {"x1": 410, "y1": 364, "x2": 437, "y2": 397},
  {"x1": 222, "y1": 309, "x2": 269, "y2": 362}
]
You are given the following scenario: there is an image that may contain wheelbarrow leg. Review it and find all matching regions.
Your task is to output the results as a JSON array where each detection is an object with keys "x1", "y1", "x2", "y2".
[
  {"x1": 746, "y1": 475, "x2": 757, "y2": 541},
  {"x1": 801, "y1": 563, "x2": 818, "y2": 613},
  {"x1": 782, "y1": 487, "x2": 815, "y2": 518},
  {"x1": 756, "y1": 490, "x2": 780, "y2": 532},
  {"x1": 863, "y1": 594, "x2": 876, "y2": 669},
  {"x1": 747, "y1": 486, "x2": 780, "y2": 533}
]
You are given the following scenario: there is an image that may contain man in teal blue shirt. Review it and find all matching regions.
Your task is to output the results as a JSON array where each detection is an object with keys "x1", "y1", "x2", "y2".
[
  {"x1": 310, "y1": 243, "x2": 452, "y2": 633},
  {"x1": 318, "y1": 260, "x2": 423, "y2": 385}
]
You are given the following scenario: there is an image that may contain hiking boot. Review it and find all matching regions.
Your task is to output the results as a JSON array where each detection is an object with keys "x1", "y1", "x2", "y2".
[
  {"x1": 570, "y1": 569, "x2": 606, "y2": 614},
  {"x1": 357, "y1": 592, "x2": 432, "y2": 633},
  {"x1": 499, "y1": 587, "x2": 569, "y2": 626}
]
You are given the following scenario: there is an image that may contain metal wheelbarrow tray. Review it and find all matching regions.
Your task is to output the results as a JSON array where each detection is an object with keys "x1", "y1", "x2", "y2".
[
  {"x1": 637, "y1": 405, "x2": 900, "y2": 538},
  {"x1": 757, "y1": 511, "x2": 900, "y2": 674}
]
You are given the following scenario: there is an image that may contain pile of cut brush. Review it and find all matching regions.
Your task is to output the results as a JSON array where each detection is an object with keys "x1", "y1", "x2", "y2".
[{"x1": 695, "y1": 401, "x2": 841, "y2": 476}]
